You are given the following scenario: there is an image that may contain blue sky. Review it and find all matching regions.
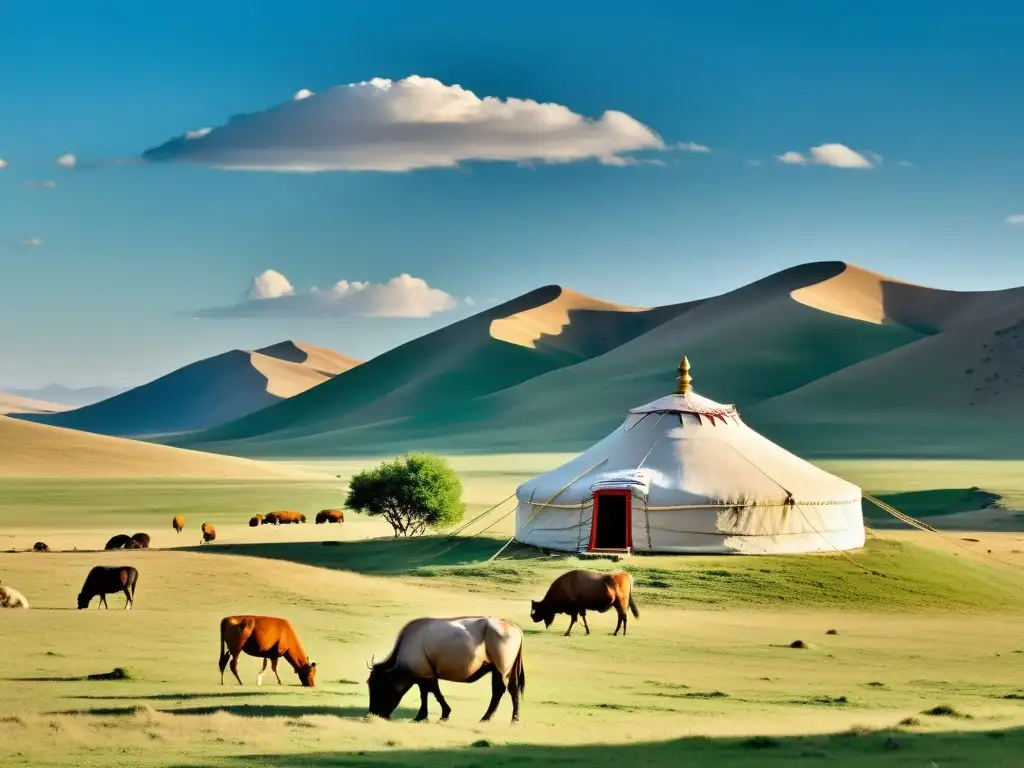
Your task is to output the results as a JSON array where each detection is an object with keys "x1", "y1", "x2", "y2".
[{"x1": 1, "y1": 0, "x2": 1023, "y2": 388}]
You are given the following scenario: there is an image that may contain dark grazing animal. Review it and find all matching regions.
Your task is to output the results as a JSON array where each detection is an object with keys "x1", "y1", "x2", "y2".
[
  {"x1": 367, "y1": 616, "x2": 525, "y2": 723},
  {"x1": 249, "y1": 515, "x2": 263, "y2": 527},
  {"x1": 77, "y1": 566, "x2": 139, "y2": 610},
  {"x1": 172, "y1": 515, "x2": 185, "y2": 534},
  {"x1": 128, "y1": 532, "x2": 151, "y2": 549},
  {"x1": 201, "y1": 523, "x2": 216, "y2": 543},
  {"x1": 530, "y1": 569, "x2": 639, "y2": 637},
  {"x1": 315, "y1": 509, "x2": 345, "y2": 524},
  {"x1": 32, "y1": 541, "x2": 49, "y2": 552},
  {"x1": 219, "y1": 615, "x2": 317, "y2": 687},
  {"x1": 266, "y1": 510, "x2": 305, "y2": 525},
  {"x1": 104, "y1": 534, "x2": 132, "y2": 550}
]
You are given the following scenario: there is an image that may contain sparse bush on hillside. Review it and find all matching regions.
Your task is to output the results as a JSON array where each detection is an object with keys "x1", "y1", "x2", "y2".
[{"x1": 345, "y1": 453, "x2": 465, "y2": 538}]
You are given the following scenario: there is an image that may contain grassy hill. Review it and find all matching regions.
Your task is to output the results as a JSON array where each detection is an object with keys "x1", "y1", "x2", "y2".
[
  {"x1": 176, "y1": 285, "x2": 692, "y2": 450},
  {"x1": 166, "y1": 261, "x2": 1024, "y2": 460},
  {"x1": 15, "y1": 341, "x2": 359, "y2": 438}
]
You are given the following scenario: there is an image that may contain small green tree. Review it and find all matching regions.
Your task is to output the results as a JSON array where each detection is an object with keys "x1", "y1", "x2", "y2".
[{"x1": 345, "y1": 453, "x2": 465, "y2": 537}]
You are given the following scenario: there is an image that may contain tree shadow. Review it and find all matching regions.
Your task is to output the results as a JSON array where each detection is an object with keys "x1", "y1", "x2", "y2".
[
  {"x1": 167, "y1": 726, "x2": 1024, "y2": 767},
  {"x1": 180, "y1": 536, "x2": 559, "y2": 576}
]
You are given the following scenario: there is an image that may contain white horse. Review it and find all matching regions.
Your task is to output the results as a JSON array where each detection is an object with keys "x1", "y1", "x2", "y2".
[{"x1": 367, "y1": 616, "x2": 525, "y2": 723}]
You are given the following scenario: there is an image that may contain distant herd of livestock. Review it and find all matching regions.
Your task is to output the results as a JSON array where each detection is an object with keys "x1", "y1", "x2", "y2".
[{"x1": 0, "y1": 513, "x2": 639, "y2": 723}]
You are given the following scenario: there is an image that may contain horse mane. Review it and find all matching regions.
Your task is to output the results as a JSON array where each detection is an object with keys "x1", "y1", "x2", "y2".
[{"x1": 374, "y1": 621, "x2": 414, "y2": 670}]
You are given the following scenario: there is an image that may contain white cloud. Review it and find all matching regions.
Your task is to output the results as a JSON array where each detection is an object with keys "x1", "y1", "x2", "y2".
[
  {"x1": 0, "y1": 158, "x2": 7, "y2": 169},
  {"x1": 197, "y1": 271, "x2": 459, "y2": 318},
  {"x1": 898, "y1": 160, "x2": 915, "y2": 168},
  {"x1": 464, "y1": 296, "x2": 476, "y2": 307},
  {"x1": 56, "y1": 153, "x2": 77, "y2": 167},
  {"x1": 776, "y1": 151, "x2": 808, "y2": 165},
  {"x1": 1006, "y1": 214, "x2": 1024, "y2": 225},
  {"x1": 140, "y1": 75, "x2": 665, "y2": 172},
  {"x1": 776, "y1": 143, "x2": 874, "y2": 169},
  {"x1": 598, "y1": 155, "x2": 665, "y2": 167},
  {"x1": 185, "y1": 127, "x2": 212, "y2": 140},
  {"x1": 293, "y1": 88, "x2": 314, "y2": 100},
  {"x1": 24, "y1": 180, "x2": 57, "y2": 189},
  {"x1": 20, "y1": 237, "x2": 43, "y2": 247},
  {"x1": 676, "y1": 141, "x2": 711, "y2": 153},
  {"x1": 249, "y1": 269, "x2": 295, "y2": 299}
]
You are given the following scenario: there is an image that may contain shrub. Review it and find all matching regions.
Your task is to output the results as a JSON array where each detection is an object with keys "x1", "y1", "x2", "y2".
[{"x1": 345, "y1": 454, "x2": 465, "y2": 537}]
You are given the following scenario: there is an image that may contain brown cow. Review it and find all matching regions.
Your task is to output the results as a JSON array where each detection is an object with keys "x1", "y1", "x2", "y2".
[
  {"x1": 249, "y1": 514, "x2": 263, "y2": 527},
  {"x1": 219, "y1": 615, "x2": 317, "y2": 687},
  {"x1": 530, "y1": 569, "x2": 639, "y2": 637},
  {"x1": 128, "y1": 532, "x2": 151, "y2": 549},
  {"x1": 201, "y1": 523, "x2": 216, "y2": 544},
  {"x1": 267, "y1": 510, "x2": 305, "y2": 525},
  {"x1": 316, "y1": 509, "x2": 345, "y2": 524},
  {"x1": 172, "y1": 515, "x2": 185, "y2": 534}
]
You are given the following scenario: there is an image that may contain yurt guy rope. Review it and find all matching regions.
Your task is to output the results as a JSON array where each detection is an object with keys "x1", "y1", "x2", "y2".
[
  {"x1": 487, "y1": 458, "x2": 610, "y2": 562},
  {"x1": 863, "y1": 493, "x2": 1024, "y2": 573}
]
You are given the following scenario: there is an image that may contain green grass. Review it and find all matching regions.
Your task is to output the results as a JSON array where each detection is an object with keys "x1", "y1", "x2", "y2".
[
  {"x1": 162, "y1": 727, "x2": 1024, "y2": 768},
  {"x1": 865, "y1": 488, "x2": 1004, "y2": 519},
  {"x1": 199, "y1": 535, "x2": 1024, "y2": 612},
  {"x1": 0, "y1": 479, "x2": 344, "y2": 530}
]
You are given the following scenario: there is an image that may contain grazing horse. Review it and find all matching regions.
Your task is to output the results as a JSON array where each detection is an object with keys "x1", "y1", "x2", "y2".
[
  {"x1": 172, "y1": 515, "x2": 185, "y2": 534},
  {"x1": 104, "y1": 533, "x2": 132, "y2": 550},
  {"x1": 367, "y1": 616, "x2": 525, "y2": 723},
  {"x1": 316, "y1": 509, "x2": 345, "y2": 524},
  {"x1": 530, "y1": 569, "x2": 639, "y2": 636},
  {"x1": 218, "y1": 616, "x2": 317, "y2": 687},
  {"x1": 201, "y1": 523, "x2": 216, "y2": 543},
  {"x1": 77, "y1": 566, "x2": 139, "y2": 610},
  {"x1": 0, "y1": 583, "x2": 30, "y2": 608},
  {"x1": 128, "y1": 532, "x2": 151, "y2": 549}
]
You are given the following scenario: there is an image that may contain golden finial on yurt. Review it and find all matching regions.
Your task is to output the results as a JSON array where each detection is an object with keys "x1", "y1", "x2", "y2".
[{"x1": 674, "y1": 355, "x2": 692, "y2": 395}]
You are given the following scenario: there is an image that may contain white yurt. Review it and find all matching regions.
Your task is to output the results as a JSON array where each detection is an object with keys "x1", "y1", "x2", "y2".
[{"x1": 513, "y1": 357, "x2": 865, "y2": 555}]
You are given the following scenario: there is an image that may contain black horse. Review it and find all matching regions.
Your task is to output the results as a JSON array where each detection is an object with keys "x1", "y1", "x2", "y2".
[{"x1": 77, "y1": 566, "x2": 139, "y2": 610}]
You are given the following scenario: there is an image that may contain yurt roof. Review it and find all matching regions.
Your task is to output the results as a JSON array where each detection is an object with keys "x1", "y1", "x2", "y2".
[{"x1": 515, "y1": 355, "x2": 862, "y2": 509}]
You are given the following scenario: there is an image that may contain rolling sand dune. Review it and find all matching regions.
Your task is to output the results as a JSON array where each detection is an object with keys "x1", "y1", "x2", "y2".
[
  {"x1": 179, "y1": 286, "x2": 692, "y2": 449},
  {"x1": 15, "y1": 340, "x2": 359, "y2": 438},
  {"x1": 792, "y1": 263, "x2": 1024, "y2": 332},
  {"x1": 3, "y1": 383, "x2": 127, "y2": 407},
  {"x1": 0, "y1": 416, "x2": 322, "y2": 478},
  {"x1": 182, "y1": 262, "x2": 928, "y2": 457},
  {"x1": 0, "y1": 392, "x2": 71, "y2": 416}
]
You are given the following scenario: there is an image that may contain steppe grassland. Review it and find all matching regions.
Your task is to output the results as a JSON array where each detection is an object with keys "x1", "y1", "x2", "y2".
[{"x1": 2, "y1": 455, "x2": 1024, "y2": 767}]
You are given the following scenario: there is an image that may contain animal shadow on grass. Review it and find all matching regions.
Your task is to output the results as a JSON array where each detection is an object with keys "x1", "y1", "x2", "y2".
[
  {"x1": 66, "y1": 692, "x2": 266, "y2": 702},
  {"x1": 51, "y1": 704, "x2": 415, "y2": 720}
]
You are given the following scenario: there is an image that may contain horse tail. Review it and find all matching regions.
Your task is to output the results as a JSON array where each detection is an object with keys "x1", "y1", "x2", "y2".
[
  {"x1": 627, "y1": 574, "x2": 639, "y2": 618},
  {"x1": 219, "y1": 617, "x2": 229, "y2": 661},
  {"x1": 511, "y1": 638, "x2": 526, "y2": 699},
  {"x1": 129, "y1": 568, "x2": 138, "y2": 599}
]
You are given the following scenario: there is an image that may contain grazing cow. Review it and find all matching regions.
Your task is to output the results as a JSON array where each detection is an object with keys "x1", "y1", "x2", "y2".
[
  {"x1": 367, "y1": 616, "x2": 525, "y2": 723},
  {"x1": 33, "y1": 541, "x2": 49, "y2": 552},
  {"x1": 128, "y1": 532, "x2": 151, "y2": 549},
  {"x1": 316, "y1": 509, "x2": 345, "y2": 524},
  {"x1": 77, "y1": 566, "x2": 139, "y2": 610},
  {"x1": 249, "y1": 514, "x2": 263, "y2": 528},
  {"x1": 201, "y1": 523, "x2": 216, "y2": 544},
  {"x1": 219, "y1": 616, "x2": 317, "y2": 687},
  {"x1": 267, "y1": 510, "x2": 305, "y2": 525},
  {"x1": 530, "y1": 569, "x2": 639, "y2": 637},
  {"x1": 0, "y1": 583, "x2": 29, "y2": 609},
  {"x1": 104, "y1": 533, "x2": 132, "y2": 550},
  {"x1": 172, "y1": 515, "x2": 185, "y2": 534}
]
